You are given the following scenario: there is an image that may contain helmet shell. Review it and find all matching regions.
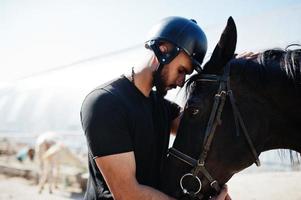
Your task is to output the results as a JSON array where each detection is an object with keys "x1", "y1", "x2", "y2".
[{"x1": 146, "y1": 16, "x2": 207, "y2": 72}]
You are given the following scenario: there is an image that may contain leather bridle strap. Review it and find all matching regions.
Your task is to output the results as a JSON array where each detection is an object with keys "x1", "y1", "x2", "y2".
[
  {"x1": 227, "y1": 89, "x2": 261, "y2": 166},
  {"x1": 168, "y1": 147, "x2": 197, "y2": 167},
  {"x1": 192, "y1": 63, "x2": 261, "y2": 192},
  {"x1": 191, "y1": 82, "x2": 227, "y2": 193},
  {"x1": 168, "y1": 148, "x2": 220, "y2": 196},
  {"x1": 224, "y1": 62, "x2": 260, "y2": 166}
]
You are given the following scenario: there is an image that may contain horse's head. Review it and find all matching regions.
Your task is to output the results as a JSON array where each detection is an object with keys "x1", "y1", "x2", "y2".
[{"x1": 160, "y1": 17, "x2": 301, "y2": 199}]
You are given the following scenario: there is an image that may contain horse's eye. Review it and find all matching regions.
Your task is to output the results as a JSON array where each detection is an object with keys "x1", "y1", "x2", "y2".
[
  {"x1": 186, "y1": 106, "x2": 200, "y2": 117},
  {"x1": 191, "y1": 108, "x2": 199, "y2": 115}
]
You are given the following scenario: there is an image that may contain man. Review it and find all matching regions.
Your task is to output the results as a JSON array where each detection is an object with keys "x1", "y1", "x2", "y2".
[{"x1": 81, "y1": 16, "x2": 231, "y2": 200}]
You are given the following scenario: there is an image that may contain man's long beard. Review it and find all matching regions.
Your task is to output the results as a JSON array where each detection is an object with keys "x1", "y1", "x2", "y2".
[{"x1": 153, "y1": 64, "x2": 167, "y2": 98}]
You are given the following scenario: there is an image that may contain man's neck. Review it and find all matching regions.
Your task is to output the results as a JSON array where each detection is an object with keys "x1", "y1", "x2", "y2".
[
  {"x1": 132, "y1": 67, "x2": 154, "y2": 97},
  {"x1": 131, "y1": 55, "x2": 159, "y2": 97}
]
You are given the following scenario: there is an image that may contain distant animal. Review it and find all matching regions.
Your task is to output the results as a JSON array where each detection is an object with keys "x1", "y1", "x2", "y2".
[
  {"x1": 35, "y1": 132, "x2": 83, "y2": 194},
  {"x1": 160, "y1": 17, "x2": 301, "y2": 200}
]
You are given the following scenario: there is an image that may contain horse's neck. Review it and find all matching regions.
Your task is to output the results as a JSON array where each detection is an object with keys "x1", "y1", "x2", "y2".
[
  {"x1": 232, "y1": 72, "x2": 301, "y2": 153},
  {"x1": 234, "y1": 87, "x2": 301, "y2": 154},
  {"x1": 262, "y1": 115, "x2": 301, "y2": 153}
]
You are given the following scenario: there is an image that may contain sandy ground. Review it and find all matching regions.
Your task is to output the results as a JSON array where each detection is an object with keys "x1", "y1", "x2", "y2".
[
  {"x1": 1, "y1": 171, "x2": 301, "y2": 199},
  {"x1": 0, "y1": 174, "x2": 84, "y2": 200},
  {"x1": 227, "y1": 171, "x2": 301, "y2": 200}
]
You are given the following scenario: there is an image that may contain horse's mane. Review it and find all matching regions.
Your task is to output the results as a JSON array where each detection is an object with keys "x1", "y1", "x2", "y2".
[{"x1": 258, "y1": 46, "x2": 301, "y2": 91}]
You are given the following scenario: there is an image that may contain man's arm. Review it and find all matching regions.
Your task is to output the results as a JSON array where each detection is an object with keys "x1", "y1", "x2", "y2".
[{"x1": 95, "y1": 151, "x2": 176, "y2": 200}]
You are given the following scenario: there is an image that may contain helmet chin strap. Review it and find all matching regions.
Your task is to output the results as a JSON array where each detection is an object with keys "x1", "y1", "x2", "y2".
[
  {"x1": 146, "y1": 40, "x2": 181, "y2": 65},
  {"x1": 153, "y1": 63, "x2": 166, "y2": 98},
  {"x1": 146, "y1": 40, "x2": 182, "y2": 97}
]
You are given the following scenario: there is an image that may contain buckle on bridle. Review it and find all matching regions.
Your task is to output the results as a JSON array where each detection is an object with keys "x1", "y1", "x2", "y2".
[{"x1": 197, "y1": 159, "x2": 205, "y2": 166}]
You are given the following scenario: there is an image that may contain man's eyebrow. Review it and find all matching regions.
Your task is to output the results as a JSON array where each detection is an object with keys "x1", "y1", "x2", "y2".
[
  {"x1": 183, "y1": 65, "x2": 193, "y2": 74},
  {"x1": 179, "y1": 63, "x2": 193, "y2": 75}
]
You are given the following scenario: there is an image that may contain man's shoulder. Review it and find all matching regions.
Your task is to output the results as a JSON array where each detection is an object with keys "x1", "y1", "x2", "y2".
[
  {"x1": 86, "y1": 76, "x2": 128, "y2": 99},
  {"x1": 81, "y1": 76, "x2": 128, "y2": 111},
  {"x1": 95, "y1": 76, "x2": 124, "y2": 90},
  {"x1": 92, "y1": 76, "x2": 125, "y2": 92}
]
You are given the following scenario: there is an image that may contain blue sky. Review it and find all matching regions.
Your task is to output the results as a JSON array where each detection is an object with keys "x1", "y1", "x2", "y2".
[{"x1": 0, "y1": 0, "x2": 300, "y2": 83}]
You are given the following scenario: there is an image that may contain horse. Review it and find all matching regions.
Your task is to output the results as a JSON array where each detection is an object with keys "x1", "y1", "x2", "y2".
[
  {"x1": 160, "y1": 17, "x2": 301, "y2": 200},
  {"x1": 35, "y1": 131, "x2": 84, "y2": 194}
]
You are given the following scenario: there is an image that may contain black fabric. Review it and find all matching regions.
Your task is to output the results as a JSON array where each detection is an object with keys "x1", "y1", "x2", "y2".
[{"x1": 80, "y1": 75, "x2": 180, "y2": 200}]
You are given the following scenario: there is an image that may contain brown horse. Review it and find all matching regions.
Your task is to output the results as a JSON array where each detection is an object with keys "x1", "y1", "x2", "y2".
[{"x1": 160, "y1": 17, "x2": 301, "y2": 199}]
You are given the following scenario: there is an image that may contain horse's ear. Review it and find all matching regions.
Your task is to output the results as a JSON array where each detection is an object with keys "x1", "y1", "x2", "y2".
[{"x1": 202, "y1": 17, "x2": 237, "y2": 74}]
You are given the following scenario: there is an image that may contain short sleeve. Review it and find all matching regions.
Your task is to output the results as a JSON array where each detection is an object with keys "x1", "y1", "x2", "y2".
[{"x1": 80, "y1": 89, "x2": 133, "y2": 158}]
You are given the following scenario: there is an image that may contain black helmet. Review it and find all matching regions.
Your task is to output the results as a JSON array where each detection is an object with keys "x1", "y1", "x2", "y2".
[{"x1": 145, "y1": 16, "x2": 207, "y2": 73}]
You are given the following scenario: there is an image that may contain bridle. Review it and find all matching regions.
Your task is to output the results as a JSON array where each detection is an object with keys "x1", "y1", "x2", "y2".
[{"x1": 167, "y1": 62, "x2": 261, "y2": 199}]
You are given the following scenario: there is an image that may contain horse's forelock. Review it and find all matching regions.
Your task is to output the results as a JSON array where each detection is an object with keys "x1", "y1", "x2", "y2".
[{"x1": 184, "y1": 73, "x2": 201, "y2": 100}]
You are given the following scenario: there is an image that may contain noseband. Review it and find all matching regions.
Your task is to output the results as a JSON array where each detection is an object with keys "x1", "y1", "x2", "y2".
[{"x1": 167, "y1": 62, "x2": 261, "y2": 199}]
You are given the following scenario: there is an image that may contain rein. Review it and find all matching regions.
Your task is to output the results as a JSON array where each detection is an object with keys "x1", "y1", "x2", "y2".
[{"x1": 167, "y1": 62, "x2": 261, "y2": 199}]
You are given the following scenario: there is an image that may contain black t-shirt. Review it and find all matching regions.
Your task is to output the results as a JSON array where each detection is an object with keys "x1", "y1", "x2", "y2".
[{"x1": 80, "y1": 76, "x2": 180, "y2": 200}]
